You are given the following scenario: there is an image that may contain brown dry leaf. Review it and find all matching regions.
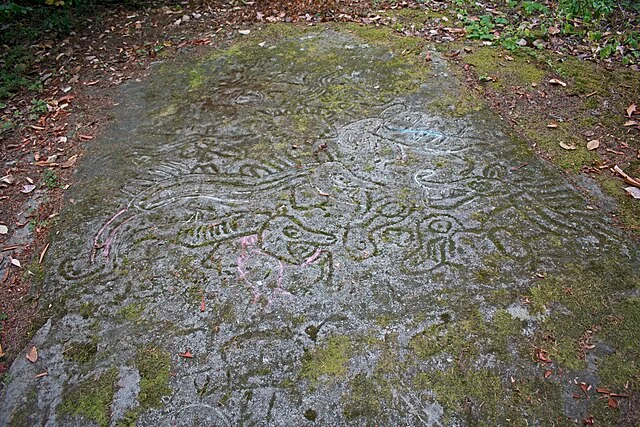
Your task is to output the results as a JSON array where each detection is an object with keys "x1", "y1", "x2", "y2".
[
  {"x1": 61, "y1": 155, "x2": 78, "y2": 169},
  {"x1": 559, "y1": 142, "x2": 577, "y2": 150},
  {"x1": 0, "y1": 343, "x2": 4, "y2": 358},
  {"x1": 586, "y1": 140, "x2": 600, "y2": 151},
  {"x1": 623, "y1": 120, "x2": 638, "y2": 126},
  {"x1": 26, "y1": 346, "x2": 38, "y2": 363},
  {"x1": 547, "y1": 121, "x2": 558, "y2": 128},
  {"x1": 624, "y1": 186, "x2": 640, "y2": 199},
  {"x1": 579, "y1": 382, "x2": 591, "y2": 395},
  {"x1": 178, "y1": 351, "x2": 193, "y2": 358},
  {"x1": 79, "y1": 135, "x2": 93, "y2": 141},
  {"x1": 316, "y1": 187, "x2": 331, "y2": 197},
  {"x1": 548, "y1": 26, "x2": 560, "y2": 35},
  {"x1": 536, "y1": 348, "x2": 552, "y2": 363},
  {"x1": 549, "y1": 78, "x2": 567, "y2": 87},
  {"x1": 597, "y1": 388, "x2": 612, "y2": 394},
  {"x1": 608, "y1": 396, "x2": 618, "y2": 409},
  {"x1": 627, "y1": 103, "x2": 637, "y2": 118},
  {"x1": 1, "y1": 175, "x2": 15, "y2": 185},
  {"x1": 21, "y1": 184, "x2": 36, "y2": 193},
  {"x1": 544, "y1": 370, "x2": 552, "y2": 379}
]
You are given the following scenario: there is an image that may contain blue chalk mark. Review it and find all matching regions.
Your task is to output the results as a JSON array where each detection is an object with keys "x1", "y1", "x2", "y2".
[{"x1": 384, "y1": 126, "x2": 447, "y2": 138}]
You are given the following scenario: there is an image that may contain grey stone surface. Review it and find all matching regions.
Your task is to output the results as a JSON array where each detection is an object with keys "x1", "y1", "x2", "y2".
[{"x1": 1, "y1": 27, "x2": 638, "y2": 426}]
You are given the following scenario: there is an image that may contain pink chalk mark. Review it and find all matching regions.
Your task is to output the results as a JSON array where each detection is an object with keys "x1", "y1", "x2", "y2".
[
  {"x1": 91, "y1": 208, "x2": 128, "y2": 263},
  {"x1": 236, "y1": 235, "x2": 293, "y2": 304},
  {"x1": 273, "y1": 260, "x2": 292, "y2": 298},
  {"x1": 237, "y1": 234, "x2": 258, "y2": 280},
  {"x1": 302, "y1": 248, "x2": 323, "y2": 266},
  {"x1": 102, "y1": 216, "x2": 135, "y2": 260}
]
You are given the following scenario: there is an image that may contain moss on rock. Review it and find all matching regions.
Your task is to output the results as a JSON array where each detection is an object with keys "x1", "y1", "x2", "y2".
[
  {"x1": 301, "y1": 335, "x2": 353, "y2": 384},
  {"x1": 59, "y1": 368, "x2": 119, "y2": 427}
]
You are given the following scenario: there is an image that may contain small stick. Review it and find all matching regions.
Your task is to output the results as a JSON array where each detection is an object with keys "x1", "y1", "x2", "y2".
[
  {"x1": 509, "y1": 162, "x2": 528, "y2": 172},
  {"x1": 613, "y1": 165, "x2": 640, "y2": 188},
  {"x1": 39, "y1": 243, "x2": 50, "y2": 264}
]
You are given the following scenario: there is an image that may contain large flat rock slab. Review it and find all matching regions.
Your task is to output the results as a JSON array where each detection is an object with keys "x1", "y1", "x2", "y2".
[{"x1": 2, "y1": 26, "x2": 639, "y2": 426}]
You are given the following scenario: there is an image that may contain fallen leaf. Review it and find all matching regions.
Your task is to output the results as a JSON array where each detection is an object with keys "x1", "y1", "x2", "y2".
[
  {"x1": 21, "y1": 184, "x2": 36, "y2": 193},
  {"x1": 200, "y1": 295, "x2": 205, "y2": 312},
  {"x1": 0, "y1": 175, "x2": 15, "y2": 185},
  {"x1": 79, "y1": 135, "x2": 93, "y2": 141},
  {"x1": 583, "y1": 417, "x2": 595, "y2": 425},
  {"x1": 10, "y1": 257, "x2": 21, "y2": 268},
  {"x1": 536, "y1": 348, "x2": 552, "y2": 363},
  {"x1": 608, "y1": 396, "x2": 618, "y2": 409},
  {"x1": 596, "y1": 388, "x2": 612, "y2": 394},
  {"x1": 26, "y1": 346, "x2": 38, "y2": 363},
  {"x1": 178, "y1": 351, "x2": 193, "y2": 358},
  {"x1": 34, "y1": 372, "x2": 48, "y2": 379},
  {"x1": 317, "y1": 190, "x2": 331, "y2": 197},
  {"x1": 544, "y1": 370, "x2": 552, "y2": 379},
  {"x1": 238, "y1": 29, "x2": 251, "y2": 35},
  {"x1": 586, "y1": 140, "x2": 600, "y2": 151},
  {"x1": 0, "y1": 343, "x2": 4, "y2": 358},
  {"x1": 0, "y1": 224, "x2": 8, "y2": 234},
  {"x1": 624, "y1": 186, "x2": 640, "y2": 199},
  {"x1": 627, "y1": 103, "x2": 637, "y2": 118},
  {"x1": 547, "y1": 122, "x2": 558, "y2": 128},
  {"x1": 623, "y1": 120, "x2": 638, "y2": 126},
  {"x1": 61, "y1": 155, "x2": 78, "y2": 168},
  {"x1": 549, "y1": 78, "x2": 567, "y2": 87},
  {"x1": 548, "y1": 26, "x2": 560, "y2": 35},
  {"x1": 560, "y1": 142, "x2": 577, "y2": 150}
]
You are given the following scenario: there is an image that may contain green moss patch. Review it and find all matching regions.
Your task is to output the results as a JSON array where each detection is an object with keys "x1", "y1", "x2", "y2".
[
  {"x1": 464, "y1": 46, "x2": 545, "y2": 88},
  {"x1": 526, "y1": 260, "x2": 640, "y2": 404},
  {"x1": 64, "y1": 338, "x2": 99, "y2": 364},
  {"x1": 119, "y1": 346, "x2": 172, "y2": 425},
  {"x1": 598, "y1": 175, "x2": 640, "y2": 230},
  {"x1": 59, "y1": 368, "x2": 119, "y2": 427},
  {"x1": 117, "y1": 302, "x2": 146, "y2": 322},
  {"x1": 343, "y1": 372, "x2": 387, "y2": 421},
  {"x1": 134, "y1": 346, "x2": 171, "y2": 408},
  {"x1": 301, "y1": 335, "x2": 353, "y2": 384},
  {"x1": 410, "y1": 308, "x2": 524, "y2": 363}
]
